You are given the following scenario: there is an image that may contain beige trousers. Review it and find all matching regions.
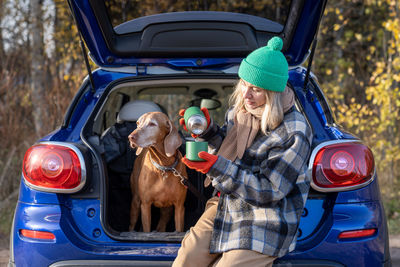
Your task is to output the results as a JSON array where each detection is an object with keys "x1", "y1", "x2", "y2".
[{"x1": 172, "y1": 197, "x2": 277, "y2": 267}]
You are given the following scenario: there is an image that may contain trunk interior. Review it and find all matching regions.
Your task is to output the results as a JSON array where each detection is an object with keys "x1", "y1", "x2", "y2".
[
  {"x1": 83, "y1": 75, "x2": 332, "y2": 243},
  {"x1": 87, "y1": 77, "x2": 236, "y2": 241}
]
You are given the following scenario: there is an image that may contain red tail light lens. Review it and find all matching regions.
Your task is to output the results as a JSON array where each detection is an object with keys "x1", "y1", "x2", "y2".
[
  {"x1": 20, "y1": 229, "x2": 56, "y2": 240},
  {"x1": 338, "y1": 229, "x2": 377, "y2": 240},
  {"x1": 311, "y1": 141, "x2": 375, "y2": 192},
  {"x1": 23, "y1": 143, "x2": 86, "y2": 193}
]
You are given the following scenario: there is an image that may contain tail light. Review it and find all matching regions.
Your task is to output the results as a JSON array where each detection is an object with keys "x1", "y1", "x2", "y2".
[
  {"x1": 338, "y1": 229, "x2": 377, "y2": 240},
  {"x1": 310, "y1": 141, "x2": 375, "y2": 192},
  {"x1": 20, "y1": 229, "x2": 56, "y2": 240},
  {"x1": 22, "y1": 142, "x2": 86, "y2": 193}
]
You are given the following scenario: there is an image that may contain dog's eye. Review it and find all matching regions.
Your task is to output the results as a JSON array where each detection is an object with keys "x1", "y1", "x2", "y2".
[{"x1": 148, "y1": 122, "x2": 156, "y2": 127}]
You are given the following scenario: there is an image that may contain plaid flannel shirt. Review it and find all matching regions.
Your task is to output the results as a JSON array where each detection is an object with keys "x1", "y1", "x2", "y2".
[{"x1": 199, "y1": 107, "x2": 313, "y2": 257}]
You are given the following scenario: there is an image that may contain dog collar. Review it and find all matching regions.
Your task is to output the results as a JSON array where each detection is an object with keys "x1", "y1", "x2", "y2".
[{"x1": 149, "y1": 154, "x2": 179, "y2": 172}]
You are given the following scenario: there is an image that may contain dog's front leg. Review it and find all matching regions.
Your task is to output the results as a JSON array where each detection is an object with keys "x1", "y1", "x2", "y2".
[
  {"x1": 141, "y1": 202, "x2": 152, "y2": 232},
  {"x1": 129, "y1": 194, "x2": 141, "y2": 231},
  {"x1": 174, "y1": 203, "x2": 185, "y2": 232}
]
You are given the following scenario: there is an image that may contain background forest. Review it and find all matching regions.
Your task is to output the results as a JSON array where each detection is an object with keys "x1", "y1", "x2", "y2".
[{"x1": 0, "y1": 0, "x2": 399, "y2": 246}]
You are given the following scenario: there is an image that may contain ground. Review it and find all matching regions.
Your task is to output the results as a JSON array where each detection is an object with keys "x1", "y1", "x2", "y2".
[
  {"x1": 391, "y1": 235, "x2": 400, "y2": 267},
  {"x1": 0, "y1": 236, "x2": 8, "y2": 267}
]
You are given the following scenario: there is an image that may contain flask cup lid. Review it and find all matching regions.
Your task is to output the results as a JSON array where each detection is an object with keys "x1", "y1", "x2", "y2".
[{"x1": 184, "y1": 107, "x2": 207, "y2": 135}]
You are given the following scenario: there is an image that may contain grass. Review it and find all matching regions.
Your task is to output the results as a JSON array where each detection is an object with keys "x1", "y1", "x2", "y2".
[
  {"x1": 0, "y1": 201, "x2": 16, "y2": 248},
  {"x1": 385, "y1": 198, "x2": 400, "y2": 236}
]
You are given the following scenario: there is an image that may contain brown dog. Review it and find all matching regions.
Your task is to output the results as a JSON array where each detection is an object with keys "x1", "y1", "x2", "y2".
[{"x1": 128, "y1": 112, "x2": 187, "y2": 232}]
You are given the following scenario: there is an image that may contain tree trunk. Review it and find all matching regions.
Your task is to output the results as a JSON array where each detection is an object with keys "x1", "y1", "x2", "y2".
[
  {"x1": 0, "y1": 0, "x2": 5, "y2": 67},
  {"x1": 30, "y1": 0, "x2": 47, "y2": 137}
]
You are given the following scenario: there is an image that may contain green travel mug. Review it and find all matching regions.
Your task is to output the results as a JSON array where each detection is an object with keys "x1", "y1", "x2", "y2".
[{"x1": 186, "y1": 141, "x2": 208, "y2": 161}]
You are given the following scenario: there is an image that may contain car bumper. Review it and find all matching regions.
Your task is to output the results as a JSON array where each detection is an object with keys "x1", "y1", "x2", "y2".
[{"x1": 11, "y1": 200, "x2": 389, "y2": 267}]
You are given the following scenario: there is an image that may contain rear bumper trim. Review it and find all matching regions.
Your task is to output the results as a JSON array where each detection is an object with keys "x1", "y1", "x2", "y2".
[
  {"x1": 49, "y1": 260, "x2": 174, "y2": 267},
  {"x1": 50, "y1": 259, "x2": 345, "y2": 267},
  {"x1": 274, "y1": 260, "x2": 344, "y2": 266}
]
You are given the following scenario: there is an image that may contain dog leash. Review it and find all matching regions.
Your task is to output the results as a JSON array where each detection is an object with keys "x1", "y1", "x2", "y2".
[
  {"x1": 171, "y1": 169, "x2": 207, "y2": 204},
  {"x1": 149, "y1": 155, "x2": 207, "y2": 204}
]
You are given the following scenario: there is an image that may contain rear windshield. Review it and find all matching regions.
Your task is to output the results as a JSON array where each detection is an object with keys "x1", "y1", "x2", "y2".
[
  {"x1": 94, "y1": 79, "x2": 235, "y2": 135},
  {"x1": 105, "y1": 0, "x2": 291, "y2": 28}
]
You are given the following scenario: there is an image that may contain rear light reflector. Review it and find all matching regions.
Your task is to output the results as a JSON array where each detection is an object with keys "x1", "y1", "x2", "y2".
[
  {"x1": 22, "y1": 142, "x2": 86, "y2": 193},
  {"x1": 338, "y1": 229, "x2": 377, "y2": 240},
  {"x1": 310, "y1": 141, "x2": 375, "y2": 192},
  {"x1": 20, "y1": 229, "x2": 55, "y2": 240}
]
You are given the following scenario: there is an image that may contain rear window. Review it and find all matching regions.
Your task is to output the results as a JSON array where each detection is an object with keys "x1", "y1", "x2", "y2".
[
  {"x1": 105, "y1": 0, "x2": 291, "y2": 28},
  {"x1": 94, "y1": 79, "x2": 235, "y2": 135}
]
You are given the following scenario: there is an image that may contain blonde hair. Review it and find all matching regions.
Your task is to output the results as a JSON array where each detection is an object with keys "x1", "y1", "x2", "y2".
[{"x1": 230, "y1": 79, "x2": 284, "y2": 134}]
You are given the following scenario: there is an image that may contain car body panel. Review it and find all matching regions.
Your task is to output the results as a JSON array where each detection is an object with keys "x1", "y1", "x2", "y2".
[
  {"x1": 11, "y1": 70, "x2": 390, "y2": 266},
  {"x1": 12, "y1": 194, "x2": 387, "y2": 266}
]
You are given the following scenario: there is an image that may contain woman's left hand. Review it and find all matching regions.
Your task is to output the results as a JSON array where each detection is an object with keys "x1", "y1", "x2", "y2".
[{"x1": 182, "y1": 151, "x2": 218, "y2": 174}]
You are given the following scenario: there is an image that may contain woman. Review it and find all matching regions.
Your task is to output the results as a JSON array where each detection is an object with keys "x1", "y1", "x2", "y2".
[{"x1": 173, "y1": 37, "x2": 313, "y2": 267}]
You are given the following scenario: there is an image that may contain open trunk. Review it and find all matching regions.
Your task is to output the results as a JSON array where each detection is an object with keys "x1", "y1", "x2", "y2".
[
  {"x1": 81, "y1": 74, "x2": 332, "y2": 244},
  {"x1": 85, "y1": 75, "x2": 235, "y2": 240}
]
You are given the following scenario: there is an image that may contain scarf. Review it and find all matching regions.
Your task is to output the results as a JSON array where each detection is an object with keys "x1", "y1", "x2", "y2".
[{"x1": 218, "y1": 86, "x2": 295, "y2": 161}]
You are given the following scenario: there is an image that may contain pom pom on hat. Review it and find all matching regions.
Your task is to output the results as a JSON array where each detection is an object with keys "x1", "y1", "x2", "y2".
[
  {"x1": 238, "y1": 36, "x2": 288, "y2": 92},
  {"x1": 267, "y1": 36, "x2": 283, "y2": 51}
]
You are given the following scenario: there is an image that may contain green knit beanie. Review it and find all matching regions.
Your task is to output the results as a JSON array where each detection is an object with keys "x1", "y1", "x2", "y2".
[{"x1": 238, "y1": 37, "x2": 288, "y2": 92}]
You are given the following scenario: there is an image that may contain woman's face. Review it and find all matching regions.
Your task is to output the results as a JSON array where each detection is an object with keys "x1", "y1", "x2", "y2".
[{"x1": 240, "y1": 80, "x2": 266, "y2": 109}]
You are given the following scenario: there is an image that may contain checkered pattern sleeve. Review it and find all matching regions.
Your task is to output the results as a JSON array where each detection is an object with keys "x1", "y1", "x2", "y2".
[{"x1": 208, "y1": 131, "x2": 311, "y2": 207}]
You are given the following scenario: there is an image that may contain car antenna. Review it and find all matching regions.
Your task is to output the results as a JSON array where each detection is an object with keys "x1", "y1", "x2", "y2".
[
  {"x1": 303, "y1": 0, "x2": 328, "y2": 92},
  {"x1": 303, "y1": 38, "x2": 317, "y2": 92},
  {"x1": 67, "y1": 0, "x2": 95, "y2": 94},
  {"x1": 79, "y1": 35, "x2": 96, "y2": 94}
]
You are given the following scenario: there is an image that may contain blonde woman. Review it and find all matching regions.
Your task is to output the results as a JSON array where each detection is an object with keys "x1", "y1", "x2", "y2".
[{"x1": 174, "y1": 37, "x2": 313, "y2": 267}]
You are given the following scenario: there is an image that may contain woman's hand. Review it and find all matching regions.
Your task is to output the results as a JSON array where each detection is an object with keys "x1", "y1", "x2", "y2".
[
  {"x1": 182, "y1": 151, "x2": 218, "y2": 174},
  {"x1": 179, "y1": 107, "x2": 211, "y2": 138}
]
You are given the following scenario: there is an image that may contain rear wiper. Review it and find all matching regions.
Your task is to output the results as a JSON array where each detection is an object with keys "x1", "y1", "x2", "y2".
[{"x1": 184, "y1": 68, "x2": 224, "y2": 74}]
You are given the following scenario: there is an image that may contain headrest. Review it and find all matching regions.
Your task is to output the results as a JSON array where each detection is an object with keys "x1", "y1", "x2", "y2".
[{"x1": 117, "y1": 100, "x2": 162, "y2": 123}]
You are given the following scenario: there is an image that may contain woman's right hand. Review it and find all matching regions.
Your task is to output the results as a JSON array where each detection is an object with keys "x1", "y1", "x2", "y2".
[
  {"x1": 179, "y1": 107, "x2": 211, "y2": 138},
  {"x1": 182, "y1": 151, "x2": 218, "y2": 174}
]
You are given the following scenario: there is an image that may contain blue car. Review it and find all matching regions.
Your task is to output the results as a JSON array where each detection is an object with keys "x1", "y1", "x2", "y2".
[{"x1": 9, "y1": 0, "x2": 391, "y2": 266}]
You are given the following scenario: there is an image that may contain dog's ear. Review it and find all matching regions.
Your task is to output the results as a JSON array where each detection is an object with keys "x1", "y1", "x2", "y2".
[
  {"x1": 164, "y1": 120, "x2": 182, "y2": 157},
  {"x1": 135, "y1": 147, "x2": 143, "y2": 156}
]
